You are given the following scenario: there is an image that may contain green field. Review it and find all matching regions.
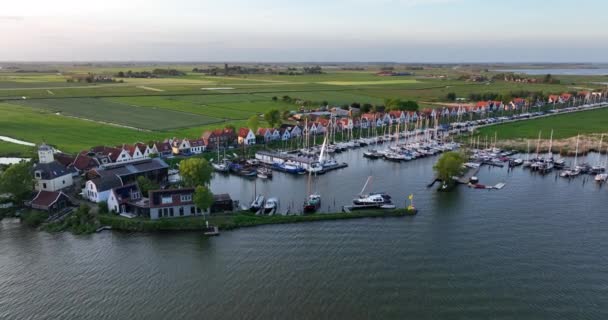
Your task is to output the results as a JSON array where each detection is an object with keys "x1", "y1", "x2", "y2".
[
  {"x1": 1, "y1": 64, "x2": 607, "y2": 157},
  {"x1": 476, "y1": 108, "x2": 608, "y2": 140}
]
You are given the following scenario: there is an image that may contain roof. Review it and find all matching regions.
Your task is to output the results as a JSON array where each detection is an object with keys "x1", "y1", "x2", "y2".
[
  {"x1": 213, "y1": 193, "x2": 232, "y2": 202},
  {"x1": 54, "y1": 153, "x2": 76, "y2": 167},
  {"x1": 149, "y1": 188, "x2": 195, "y2": 208},
  {"x1": 190, "y1": 139, "x2": 206, "y2": 147},
  {"x1": 31, "y1": 190, "x2": 66, "y2": 209},
  {"x1": 238, "y1": 128, "x2": 251, "y2": 138},
  {"x1": 72, "y1": 152, "x2": 100, "y2": 171},
  {"x1": 96, "y1": 158, "x2": 168, "y2": 180},
  {"x1": 89, "y1": 175, "x2": 123, "y2": 192},
  {"x1": 111, "y1": 184, "x2": 142, "y2": 204},
  {"x1": 34, "y1": 161, "x2": 70, "y2": 180}
]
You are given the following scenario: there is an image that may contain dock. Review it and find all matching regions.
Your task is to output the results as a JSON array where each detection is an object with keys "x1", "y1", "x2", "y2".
[
  {"x1": 456, "y1": 167, "x2": 481, "y2": 184},
  {"x1": 95, "y1": 226, "x2": 112, "y2": 233},
  {"x1": 203, "y1": 226, "x2": 220, "y2": 236}
]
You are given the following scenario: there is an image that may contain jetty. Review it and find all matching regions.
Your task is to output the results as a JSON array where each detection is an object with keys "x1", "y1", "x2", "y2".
[{"x1": 456, "y1": 167, "x2": 481, "y2": 184}]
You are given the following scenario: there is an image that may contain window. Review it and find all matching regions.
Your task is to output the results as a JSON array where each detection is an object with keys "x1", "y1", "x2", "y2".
[
  {"x1": 161, "y1": 196, "x2": 172, "y2": 204},
  {"x1": 190, "y1": 206, "x2": 195, "y2": 214},
  {"x1": 180, "y1": 194, "x2": 192, "y2": 202},
  {"x1": 179, "y1": 207, "x2": 184, "y2": 216},
  {"x1": 62, "y1": 180, "x2": 65, "y2": 185},
  {"x1": 163, "y1": 208, "x2": 168, "y2": 217},
  {"x1": 43, "y1": 183, "x2": 47, "y2": 189},
  {"x1": 35, "y1": 172, "x2": 41, "y2": 179},
  {"x1": 197, "y1": 207, "x2": 202, "y2": 213},
  {"x1": 169, "y1": 208, "x2": 174, "y2": 217}
]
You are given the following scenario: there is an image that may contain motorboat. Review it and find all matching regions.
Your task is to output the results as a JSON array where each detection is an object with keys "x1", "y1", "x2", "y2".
[
  {"x1": 353, "y1": 192, "x2": 392, "y2": 206},
  {"x1": 264, "y1": 198, "x2": 279, "y2": 215},
  {"x1": 249, "y1": 195, "x2": 265, "y2": 213},
  {"x1": 212, "y1": 162, "x2": 229, "y2": 173},
  {"x1": 595, "y1": 173, "x2": 608, "y2": 182},
  {"x1": 303, "y1": 194, "x2": 321, "y2": 213}
]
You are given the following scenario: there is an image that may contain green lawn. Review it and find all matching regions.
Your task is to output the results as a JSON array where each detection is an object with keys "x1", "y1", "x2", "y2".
[
  {"x1": 476, "y1": 107, "x2": 608, "y2": 140},
  {"x1": 0, "y1": 141, "x2": 36, "y2": 158},
  {"x1": 12, "y1": 98, "x2": 223, "y2": 130}
]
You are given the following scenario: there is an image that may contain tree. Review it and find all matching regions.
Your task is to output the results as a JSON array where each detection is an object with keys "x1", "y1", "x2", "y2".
[
  {"x1": 271, "y1": 96, "x2": 278, "y2": 102},
  {"x1": 137, "y1": 176, "x2": 159, "y2": 196},
  {"x1": 193, "y1": 185, "x2": 214, "y2": 214},
  {"x1": 179, "y1": 158, "x2": 212, "y2": 188},
  {"x1": 0, "y1": 161, "x2": 33, "y2": 202},
  {"x1": 446, "y1": 92, "x2": 456, "y2": 101},
  {"x1": 247, "y1": 115, "x2": 260, "y2": 133},
  {"x1": 264, "y1": 109, "x2": 282, "y2": 128},
  {"x1": 433, "y1": 151, "x2": 466, "y2": 188},
  {"x1": 361, "y1": 103, "x2": 373, "y2": 113}
]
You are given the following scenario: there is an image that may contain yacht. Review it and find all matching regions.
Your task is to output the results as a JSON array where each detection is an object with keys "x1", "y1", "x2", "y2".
[
  {"x1": 353, "y1": 192, "x2": 392, "y2": 206},
  {"x1": 303, "y1": 194, "x2": 321, "y2": 213},
  {"x1": 249, "y1": 195, "x2": 265, "y2": 213},
  {"x1": 264, "y1": 198, "x2": 279, "y2": 215}
]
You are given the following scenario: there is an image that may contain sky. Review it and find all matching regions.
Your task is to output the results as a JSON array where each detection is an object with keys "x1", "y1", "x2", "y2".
[{"x1": 1, "y1": 0, "x2": 607, "y2": 62}]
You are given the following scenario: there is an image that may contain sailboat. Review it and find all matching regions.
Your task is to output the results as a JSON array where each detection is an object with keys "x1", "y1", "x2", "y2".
[
  {"x1": 212, "y1": 143, "x2": 229, "y2": 172},
  {"x1": 523, "y1": 140, "x2": 532, "y2": 167},
  {"x1": 591, "y1": 134, "x2": 606, "y2": 174},
  {"x1": 561, "y1": 134, "x2": 581, "y2": 178},
  {"x1": 303, "y1": 169, "x2": 321, "y2": 213}
]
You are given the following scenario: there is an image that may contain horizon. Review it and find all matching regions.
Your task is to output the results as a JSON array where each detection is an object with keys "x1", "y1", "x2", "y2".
[{"x1": 2, "y1": 0, "x2": 608, "y2": 62}]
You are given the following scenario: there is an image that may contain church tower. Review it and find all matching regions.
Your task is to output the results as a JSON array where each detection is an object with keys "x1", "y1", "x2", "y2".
[{"x1": 38, "y1": 144, "x2": 54, "y2": 164}]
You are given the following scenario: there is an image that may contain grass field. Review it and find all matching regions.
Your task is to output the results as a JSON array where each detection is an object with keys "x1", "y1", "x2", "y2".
[
  {"x1": 12, "y1": 98, "x2": 223, "y2": 130},
  {"x1": 476, "y1": 107, "x2": 608, "y2": 140},
  {"x1": 1, "y1": 65, "x2": 607, "y2": 157}
]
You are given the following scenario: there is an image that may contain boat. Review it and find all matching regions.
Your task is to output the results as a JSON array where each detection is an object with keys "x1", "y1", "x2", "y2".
[
  {"x1": 272, "y1": 161, "x2": 305, "y2": 174},
  {"x1": 303, "y1": 194, "x2": 321, "y2": 213},
  {"x1": 257, "y1": 167, "x2": 273, "y2": 179},
  {"x1": 363, "y1": 149, "x2": 381, "y2": 159},
  {"x1": 249, "y1": 195, "x2": 264, "y2": 213},
  {"x1": 353, "y1": 192, "x2": 392, "y2": 206},
  {"x1": 595, "y1": 173, "x2": 608, "y2": 182},
  {"x1": 264, "y1": 198, "x2": 279, "y2": 215},
  {"x1": 212, "y1": 161, "x2": 229, "y2": 172}
]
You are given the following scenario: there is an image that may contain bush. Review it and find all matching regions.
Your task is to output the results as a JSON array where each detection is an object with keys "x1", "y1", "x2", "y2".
[
  {"x1": 98, "y1": 202, "x2": 109, "y2": 214},
  {"x1": 21, "y1": 211, "x2": 48, "y2": 227}
]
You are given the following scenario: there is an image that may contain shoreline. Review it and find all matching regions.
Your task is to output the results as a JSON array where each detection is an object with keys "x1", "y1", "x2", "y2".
[{"x1": 98, "y1": 209, "x2": 418, "y2": 233}]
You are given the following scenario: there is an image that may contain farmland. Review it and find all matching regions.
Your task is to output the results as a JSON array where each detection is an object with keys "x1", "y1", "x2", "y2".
[{"x1": 1, "y1": 63, "x2": 607, "y2": 157}]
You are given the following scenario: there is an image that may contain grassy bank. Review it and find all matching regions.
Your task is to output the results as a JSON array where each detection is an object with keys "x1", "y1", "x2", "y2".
[{"x1": 99, "y1": 209, "x2": 417, "y2": 233}]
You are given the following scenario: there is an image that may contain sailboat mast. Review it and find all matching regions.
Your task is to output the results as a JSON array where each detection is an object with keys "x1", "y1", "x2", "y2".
[{"x1": 574, "y1": 134, "x2": 580, "y2": 168}]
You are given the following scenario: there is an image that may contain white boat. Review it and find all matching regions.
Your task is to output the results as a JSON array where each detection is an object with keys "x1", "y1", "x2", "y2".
[
  {"x1": 595, "y1": 173, "x2": 608, "y2": 182},
  {"x1": 264, "y1": 198, "x2": 279, "y2": 215},
  {"x1": 249, "y1": 195, "x2": 264, "y2": 213},
  {"x1": 212, "y1": 162, "x2": 229, "y2": 172},
  {"x1": 353, "y1": 193, "x2": 393, "y2": 206}
]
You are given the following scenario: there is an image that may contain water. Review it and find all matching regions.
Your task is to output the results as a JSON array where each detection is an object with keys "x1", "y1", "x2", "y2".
[
  {"x1": 1, "y1": 149, "x2": 608, "y2": 319},
  {"x1": 0, "y1": 136, "x2": 35, "y2": 147},
  {"x1": 0, "y1": 157, "x2": 29, "y2": 165},
  {"x1": 493, "y1": 68, "x2": 608, "y2": 76}
]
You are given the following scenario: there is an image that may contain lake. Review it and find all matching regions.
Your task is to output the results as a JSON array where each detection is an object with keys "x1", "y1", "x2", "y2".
[
  {"x1": 1, "y1": 148, "x2": 608, "y2": 319},
  {"x1": 493, "y1": 68, "x2": 608, "y2": 76}
]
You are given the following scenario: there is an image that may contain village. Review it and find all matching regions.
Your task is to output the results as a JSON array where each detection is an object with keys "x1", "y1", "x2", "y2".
[{"x1": 6, "y1": 87, "x2": 604, "y2": 232}]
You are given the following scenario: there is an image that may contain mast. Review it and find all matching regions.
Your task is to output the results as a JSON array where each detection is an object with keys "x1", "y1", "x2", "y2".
[
  {"x1": 535, "y1": 130, "x2": 542, "y2": 159},
  {"x1": 574, "y1": 134, "x2": 580, "y2": 168},
  {"x1": 548, "y1": 129, "x2": 554, "y2": 157},
  {"x1": 598, "y1": 134, "x2": 604, "y2": 167},
  {"x1": 526, "y1": 140, "x2": 530, "y2": 161}
]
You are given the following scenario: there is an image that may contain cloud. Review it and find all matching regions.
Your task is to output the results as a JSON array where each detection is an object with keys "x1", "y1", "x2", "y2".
[{"x1": 0, "y1": 16, "x2": 24, "y2": 21}]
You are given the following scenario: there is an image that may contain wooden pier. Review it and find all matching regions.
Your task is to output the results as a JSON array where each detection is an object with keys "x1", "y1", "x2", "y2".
[{"x1": 456, "y1": 167, "x2": 481, "y2": 184}]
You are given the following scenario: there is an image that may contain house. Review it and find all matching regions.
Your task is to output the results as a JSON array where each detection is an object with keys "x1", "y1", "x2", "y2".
[
  {"x1": 30, "y1": 190, "x2": 72, "y2": 213},
  {"x1": 279, "y1": 128, "x2": 291, "y2": 141},
  {"x1": 33, "y1": 144, "x2": 74, "y2": 192},
  {"x1": 237, "y1": 128, "x2": 256, "y2": 145},
  {"x1": 202, "y1": 128, "x2": 236, "y2": 149},
  {"x1": 190, "y1": 139, "x2": 206, "y2": 154},
  {"x1": 123, "y1": 144, "x2": 145, "y2": 161},
  {"x1": 171, "y1": 138, "x2": 191, "y2": 155},
  {"x1": 548, "y1": 95, "x2": 561, "y2": 104},
  {"x1": 84, "y1": 175, "x2": 123, "y2": 203},
  {"x1": 114, "y1": 147, "x2": 133, "y2": 163},
  {"x1": 107, "y1": 184, "x2": 149, "y2": 217},
  {"x1": 360, "y1": 113, "x2": 376, "y2": 129},
  {"x1": 560, "y1": 93, "x2": 573, "y2": 103},
  {"x1": 149, "y1": 188, "x2": 202, "y2": 220},
  {"x1": 157, "y1": 142, "x2": 172, "y2": 157},
  {"x1": 389, "y1": 111, "x2": 405, "y2": 124},
  {"x1": 270, "y1": 129, "x2": 281, "y2": 141},
  {"x1": 257, "y1": 128, "x2": 273, "y2": 142},
  {"x1": 287, "y1": 124, "x2": 302, "y2": 137},
  {"x1": 88, "y1": 146, "x2": 122, "y2": 164},
  {"x1": 302, "y1": 122, "x2": 318, "y2": 136}
]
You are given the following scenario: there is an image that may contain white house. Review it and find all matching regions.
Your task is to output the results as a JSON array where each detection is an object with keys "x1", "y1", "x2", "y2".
[
  {"x1": 190, "y1": 139, "x2": 206, "y2": 154},
  {"x1": 172, "y1": 138, "x2": 191, "y2": 155},
  {"x1": 270, "y1": 129, "x2": 281, "y2": 141},
  {"x1": 115, "y1": 148, "x2": 132, "y2": 163},
  {"x1": 84, "y1": 175, "x2": 123, "y2": 203},
  {"x1": 290, "y1": 125, "x2": 302, "y2": 137},
  {"x1": 238, "y1": 128, "x2": 256, "y2": 145},
  {"x1": 33, "y1": 144, "x2": 74, "y2": 192}
]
